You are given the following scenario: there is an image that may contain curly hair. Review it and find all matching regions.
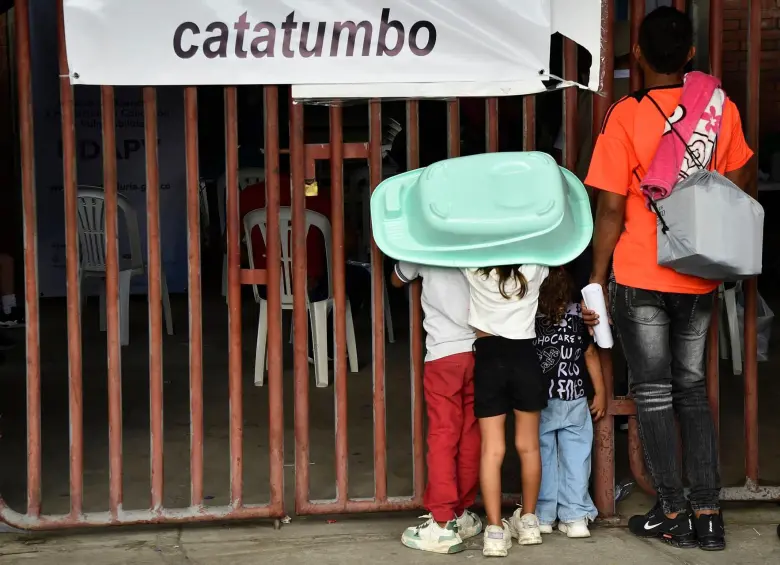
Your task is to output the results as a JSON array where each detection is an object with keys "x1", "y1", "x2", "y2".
[
  {"x1": 477, "y1": 266, "x2": 528, "y2": 300},
  {"x1": 537, "y1": 267, "x2": 574, "y2": 324}
]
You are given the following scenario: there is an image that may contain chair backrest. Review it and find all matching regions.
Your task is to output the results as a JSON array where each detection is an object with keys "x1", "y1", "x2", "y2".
[
  {"x1": 217, "y1": 167, "x2": 266, "y2": 237},
  {"x1": 76, "y1": 187, "x2": 143, "y2": 272},
  {"x1": 243, "y1": 207, "x2": 332, "y2": 307}
]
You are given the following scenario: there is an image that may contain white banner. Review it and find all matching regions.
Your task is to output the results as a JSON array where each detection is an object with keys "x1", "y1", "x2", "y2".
[
  {"x1": 62, "y1": 0, "x2": 558, "y2": 89},
  {"x1": 293, "y1": 0, "x2": 606, "y2": 98}
]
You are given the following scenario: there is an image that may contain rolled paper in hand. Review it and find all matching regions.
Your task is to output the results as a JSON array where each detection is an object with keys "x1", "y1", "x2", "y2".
[{"x1": 581, "y1": 283, "x2": 614, "y2": 349}]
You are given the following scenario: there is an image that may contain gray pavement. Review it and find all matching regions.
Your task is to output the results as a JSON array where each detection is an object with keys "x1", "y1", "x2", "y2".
[{"x1": 1, "y1": 509, "x2": 779, "y2": 564}]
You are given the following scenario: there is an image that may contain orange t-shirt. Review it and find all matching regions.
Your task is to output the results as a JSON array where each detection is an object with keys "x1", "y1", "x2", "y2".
[{"x1": 585, "y1": 85, "x2": 754, "y2": 294}]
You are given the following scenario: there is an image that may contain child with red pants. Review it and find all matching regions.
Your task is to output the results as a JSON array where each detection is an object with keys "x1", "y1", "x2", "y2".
[{"x1": 392, "y1": 262, "x2": 482, "y2": 555}]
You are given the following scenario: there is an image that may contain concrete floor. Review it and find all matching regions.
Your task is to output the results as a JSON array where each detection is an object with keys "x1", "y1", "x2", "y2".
[
  {"x1": 0, "y1": 508, "x2": 779, "y2": 564},
  {"x1": 0, "y1": 286, "x2": 779, "y2": 528}
]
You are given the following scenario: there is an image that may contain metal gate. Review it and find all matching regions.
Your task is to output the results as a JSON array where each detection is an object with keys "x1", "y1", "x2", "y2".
[{"x1": 1, "y1": 0, "x2": 776, "y2": 532}]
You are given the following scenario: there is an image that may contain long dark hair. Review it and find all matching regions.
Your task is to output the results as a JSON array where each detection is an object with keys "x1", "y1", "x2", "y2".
[
  {"x1": 477, "y1": 266, "x2": 528, "y2": 300},
  {"x1": 538, "y1": 266, "x2": 574, "y2": 324}
]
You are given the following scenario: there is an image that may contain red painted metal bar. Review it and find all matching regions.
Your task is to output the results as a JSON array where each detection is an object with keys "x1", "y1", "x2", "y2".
[
  {"x1": 592, "y1": 0, "x2": 616, "y2": 520},
  {"x1": 523, "y1": 97, "x2": 536, "y2": 151},
  {"x1": 143, "y1": 86, "x2": 165, "y2": 511},
  {"x1": 406, "y1": 100, "x2": 426, "y2": 504},
  {"x1": 486, "y1": 99, "x2": 499, "y2": 153},
  {"x1": 56, "y1": 0, "x2": 83, "y2": 519},
  {"x1": 239, "y1": 270, "x2": 268, "y2": 285},
  {"x1": 101, "y1": 84, "x2": 123, "y2": 520},
  {"x1": 709, "y1": 0, "x2": 723, "y2": 79},
  {"x1": 563, "y1": 39, "x2": 578, "y2": 171},
  {"x1": 14, "y1": 0, "x2": 42, "y2": 520},
  {"x1": 743, "y1": 0, "x2": 761, "y2": 487},
  {"x1": 291, "y1": 96, "x2": 311, "y2": 514},
  {"x1": 630, "y1": 0, "x2": 644, "y2": 92},
  {"x1": 225, "y1": 86, "x2": 244, "y2": 507},
  {"x1": 0, "y1": 504, "x2": 291, "y2": 530},
  {"x1": 447, "y1": 100, "x2": 460, "y2": 158},
  {"x1": 184, "y1": 87, "x2": 204, "y2": 507},
  {"x1": 369, "y1": 100, "x2": 389, "y2": 503},
  {"x1": 673, "y1": 0, "x2": 685, "y2": 11},
  {"x1": 263, "y1": 86, "x2": 285, "y2": 513},
  {"x1": 330, "y1": 104, "x2": 350, "y2": 505},
  {"x1": 706, "y1": 0, "x2": 724, "y2": 436}
]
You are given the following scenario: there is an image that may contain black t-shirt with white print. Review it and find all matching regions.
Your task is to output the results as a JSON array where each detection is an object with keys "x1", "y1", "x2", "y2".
[{"x1": 533, "y1": 303, "x2": 594, "y2": 401}]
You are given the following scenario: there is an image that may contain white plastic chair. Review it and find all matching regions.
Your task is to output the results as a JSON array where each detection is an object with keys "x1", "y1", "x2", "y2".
[
  {"x1": 244, "y1": 207, "x2": 359, "y2": 387},
  {"x1": 217, "y1": 168, "x2": 266, "y2": 299},
  {"x1": 77, "y1": 188, "x2": 174, "y2": 346}
]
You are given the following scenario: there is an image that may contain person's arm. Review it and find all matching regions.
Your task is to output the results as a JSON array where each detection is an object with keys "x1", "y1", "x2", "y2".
[
  {"x1": 725, "y1": 162, "x2": 752, "y2": 192},
  {"x1": 590, "y1": 191, "x2": 626, "y2": 287},
  {"x1": 584, "y1": 343, "x2": 606, "y2": 421},
  {"x1": 722, "y1": 100, "x2": 755, "y2": 192},
  {"x1": 391, "y1": 261, "x2": 420, "y2": 289}
]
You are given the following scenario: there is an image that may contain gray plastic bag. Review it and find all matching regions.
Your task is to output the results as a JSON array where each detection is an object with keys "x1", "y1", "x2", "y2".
[
  {"x1": 652, "y1": 170, "x2": 764, "y2": 281},
  {"x1": 737, "y1": 288, "x2": 774, "y2": 362}
]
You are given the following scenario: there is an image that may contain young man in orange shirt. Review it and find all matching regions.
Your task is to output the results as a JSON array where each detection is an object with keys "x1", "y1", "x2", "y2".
[{"x1": 586, "y1": 7, "x2": 752, "y2": 552}]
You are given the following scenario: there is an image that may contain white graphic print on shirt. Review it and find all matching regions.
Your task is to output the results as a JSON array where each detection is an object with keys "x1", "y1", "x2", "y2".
[{"x1": 533, "y1": 303, "x2": 592, "y2": 401}]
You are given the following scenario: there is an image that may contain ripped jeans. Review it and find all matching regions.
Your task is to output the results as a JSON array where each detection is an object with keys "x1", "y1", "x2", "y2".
[{"x1": 612, "y1": 284, "x2": 720, "y2": 515}]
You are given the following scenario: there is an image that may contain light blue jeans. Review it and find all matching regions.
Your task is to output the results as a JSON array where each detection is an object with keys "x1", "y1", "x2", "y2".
[{"x1": 536, "y1": 398, "x2": 598, "y2": 525}]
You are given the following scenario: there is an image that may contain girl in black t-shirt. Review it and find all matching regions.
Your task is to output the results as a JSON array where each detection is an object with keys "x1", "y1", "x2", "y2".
[{"x1": 532, "y1": 266, "x2": 606, "y2": 539}]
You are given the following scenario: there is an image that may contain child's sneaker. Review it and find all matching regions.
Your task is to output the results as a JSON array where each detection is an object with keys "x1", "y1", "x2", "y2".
[
  {"x1": 456, "y1": 509, "x2": 483, "y2": 540},
  {"x1": 482, "y1": 520, "x2": 512, "y2": 557},
  {"x1": 509, "y1": 510, "x2": 543, "y2": 545},
  {"x1": 538, "y1": 522, "x2": 554, "y2": 534},
  {"x1": 401, "y1": 516, "x2": 465, "y2": 554},
  {"x1": 558, "y1": 518, "x2": 591, "y2": 538}
]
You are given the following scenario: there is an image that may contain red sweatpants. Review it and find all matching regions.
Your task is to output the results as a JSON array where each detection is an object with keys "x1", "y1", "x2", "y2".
[{"x1": 423, "y1": 351, "x2": 481, "y2": 523}]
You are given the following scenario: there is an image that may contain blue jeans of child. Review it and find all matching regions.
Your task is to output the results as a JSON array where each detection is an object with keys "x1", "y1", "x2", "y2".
[{"x1": 536, "y1": 398, "x2": 598, "y2": 525}]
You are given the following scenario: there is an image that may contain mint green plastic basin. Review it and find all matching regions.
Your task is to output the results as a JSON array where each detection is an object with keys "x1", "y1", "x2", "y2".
[{"x1": 369, "y1": 152, "x2": 593, "y2": 267}]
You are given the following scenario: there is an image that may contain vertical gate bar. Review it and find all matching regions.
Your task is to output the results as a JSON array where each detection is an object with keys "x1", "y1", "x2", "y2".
[
  {"x1": 101, "y1": 85, "x2": 123, "y2": 519},
  {"x1": 184, "y1": 87, "x2": 204, "y2": 507},
  {"x1": 447, "y1": 100, "x2": 460, "y2": 158},
  {"x1": 709, "y1": 0, "x2": 723, "y2": 79},
  {"x1": 630, "y1": 0, "x2": 645, "y2": 92},
  {"x1": 290, "y1": 97, "x2": 311, "y2": 512},
  {"x1": 523, "y1": 97, "x2": 536, "y2": 151},
  {"x1": 369, "y1": 100, "x2": 388, "y2": 502},
  {"x1": 330, "y1": 105, "x2": 349, "y2": 505},
  {"x1": 592, "y1": 0, "x2": 615, "y2": 519},
  {"x1": 743, "y1": 0, "x2": 761, "y2": 486},
  {"x1": 143, "y1": 86, "x2": 165, "y2": 511},
  {"x1": 56, "y1": 0, "x2": 83, "y2": 519},
  {"x1": 563, "y1": 39, "x2": 578, "y2": 171},
  {"x1": 15, "y1": 0, "x2": 42, "y2": 519},
  {"x1": 264, "y1": 86, "x2": 285, "y2": 512},
  {"x1": 406, "y1": 100, "x2": 425, "y2": 502},
  {"x1": 225, "y1": 87, "x2": 243, "y2": 507},
  {"x1": 707, "y1": 0, "x2": 724, "y2": 435},
  {"x1": 486, "y1": 99, "x2": 499, "y2": 153}
]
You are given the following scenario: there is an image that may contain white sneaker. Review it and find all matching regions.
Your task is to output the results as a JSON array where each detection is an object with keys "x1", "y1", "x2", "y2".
[
  {"x1": 401, "y1": 516, "x2": 465, "y2": 554},
  {"x1": 558, "y1": 518, "x2": 591, "y2": 538},
  {"x1": 538, "y1": 522, "x2": 554, "y2": 534},
  {"x1": 482, "y1": 520, "x2": 513, "y2": 557},
  {"x1": 457, "y1": 510, "x2": 483, "y2": 540},
  {"x1": 509, "y1": 510, "x2": 543, "y2": 545}
]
